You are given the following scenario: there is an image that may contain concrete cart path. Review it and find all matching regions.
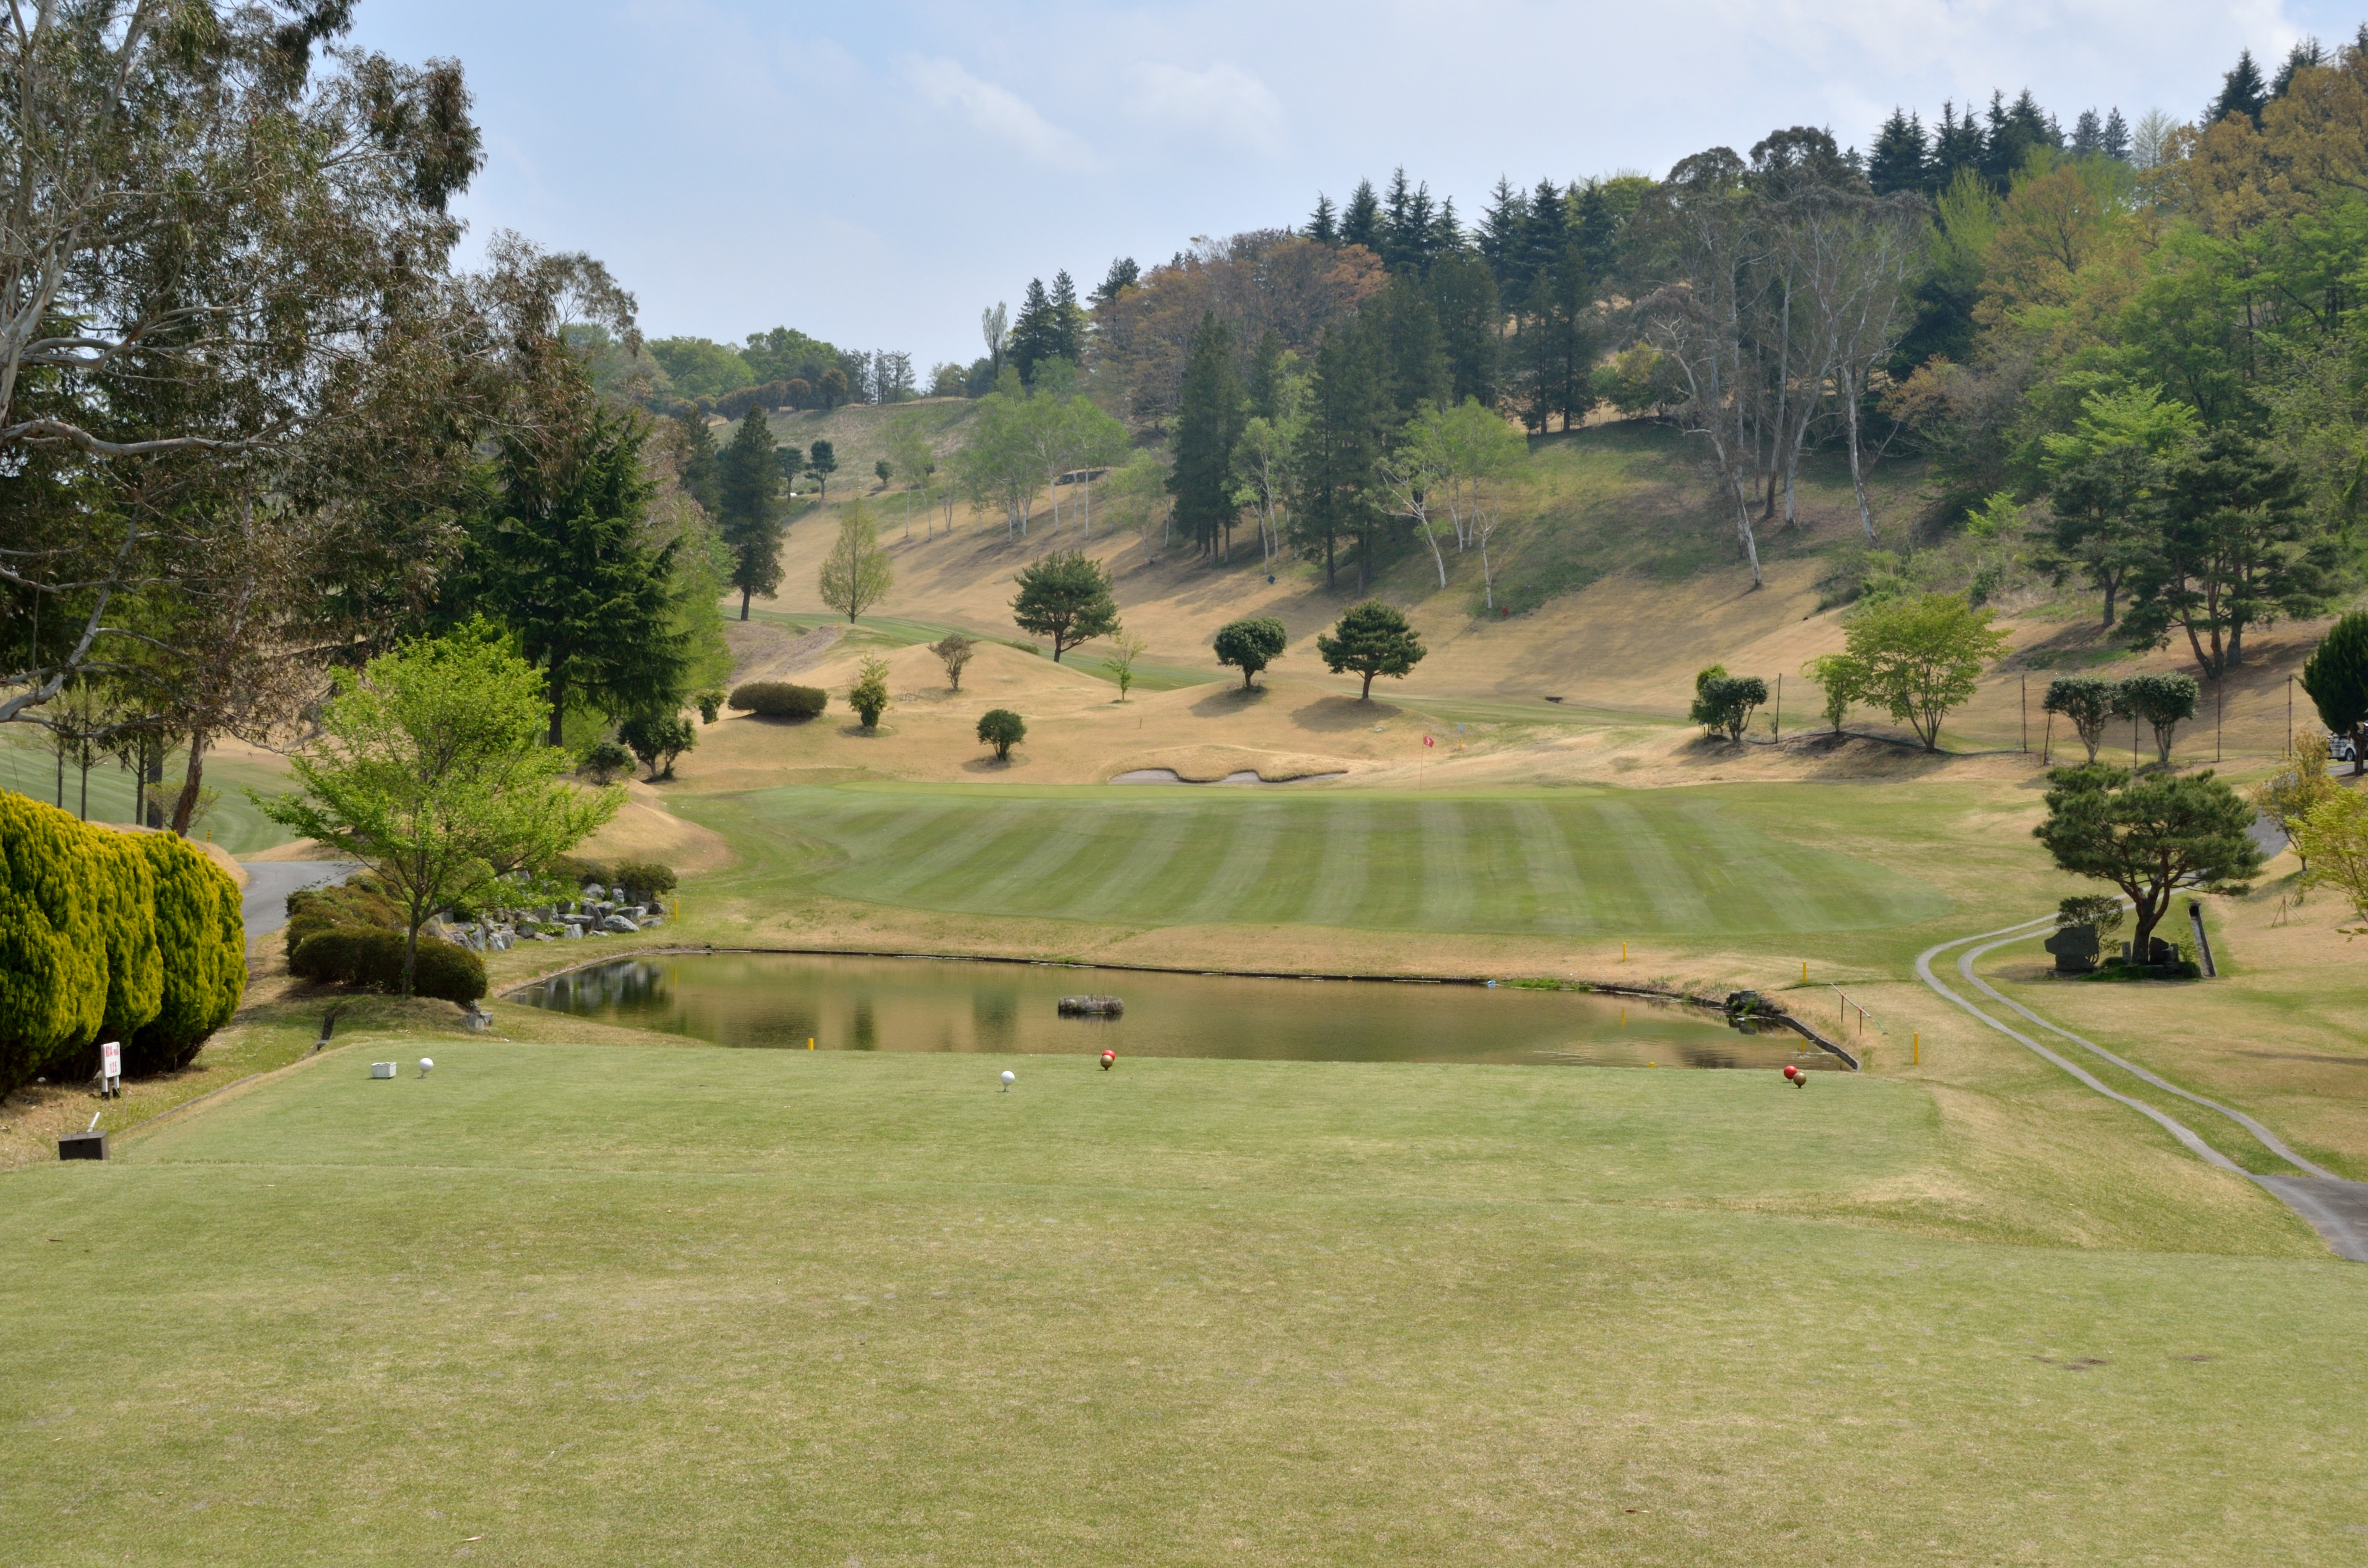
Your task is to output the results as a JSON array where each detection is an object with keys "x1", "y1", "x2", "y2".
[
  {"x1": 1915, "y1": 916, "x2": 2368, "y2": 1262},
  {"x1": 237, "y1": 860, "x2": 361, "y2": 948}
]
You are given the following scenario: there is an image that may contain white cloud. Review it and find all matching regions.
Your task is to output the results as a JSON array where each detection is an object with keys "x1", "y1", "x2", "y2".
[
  {"x1": 906, "y1": 56, "x2": 1096, "y2": 167},
  {"x1": 1126, "y1": 61, "x2": 1285, "y2": 153}
]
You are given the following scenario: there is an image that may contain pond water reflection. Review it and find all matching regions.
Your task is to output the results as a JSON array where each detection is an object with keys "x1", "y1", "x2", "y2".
[{"x1": 511, "y1": 953, "x2": 1844, "y2": 1071}]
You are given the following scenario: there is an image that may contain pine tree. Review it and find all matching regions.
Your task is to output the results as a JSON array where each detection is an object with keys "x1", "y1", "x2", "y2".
[
  {"x1": 1289, "y1": 318, "x2": 1384, "y2": 589},
  {"x1": 1519, "y1": 180, "x2": 1566, "y2": 287},
  {"x1": 1931, "y1": 100, "x2": 1985, "y2": 191},
  {"x1": 2101, "y1": 108, "x2": 2132, "y2": 161},
  {"x1": 1380, "y1": 168, "x2": 1415, "y2": 270},
  {"x1": 2209, "y1": 49, "x2": 2269, "y2": 127},
  {"x1": 1168, "y1": 315, "x2": 1245, "y2": 559},
  {"x1": 717, "y1": 407, "x2": 785, "y2": 620},
  {"x1": 1341, "y1": 178, "x2": 1381, "y2": 252},
  {"x1": 1376, "y1": 277, "x2": 1448, "y2": 419},
  {"x1": 1306, "y1": 192, "x2": 1339, "y2": 245},
  {"x1": 2274, "y1": 38, "x2": 2328, "y2": 98},
  {"x1": 1246, "y1": 328, "x2": 1288, "y2": 422},
  {"x1": 1424, "y1": 252, "x2": 1501, "y2": 408},
  {"x1": 1477, "y1": 177, "x2": 1525, "y2": 286},
  {"x1": 1868, "y1": 109, "x2": 1927, "y2": 194},
  {"x1": 678, "y1": 412, "x2": 720, "y2": 516},
  {"x1": 1008, "y1": 277, "x2": 1057, "y2": 385},
  {"x1": 1093, "y1": 256, "x2": 1140, "y2": 308},
  {"x1": 1048, "y1": 270, "x2": 1086, "y2": 364},
  {"x1": 1571, "y1": 181, "x2": 1618, "y2": 280},
  {"x1": 2070, "y1": 109, "x2": 2104, "y2": 158}
]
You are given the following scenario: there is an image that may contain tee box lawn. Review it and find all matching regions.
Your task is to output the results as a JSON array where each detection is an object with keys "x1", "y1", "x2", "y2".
[{"x1": 4, "y1": 1033, "x2": 2365, "y2": 1567}]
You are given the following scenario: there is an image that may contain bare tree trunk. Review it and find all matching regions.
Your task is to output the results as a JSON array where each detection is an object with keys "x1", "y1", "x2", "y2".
[
  {"x1": 1839, "y1": 365, "x2": 1876, "y2": 541},
  {"x1": 167, "y1": 730, "x2": 209, "y2": 835}
]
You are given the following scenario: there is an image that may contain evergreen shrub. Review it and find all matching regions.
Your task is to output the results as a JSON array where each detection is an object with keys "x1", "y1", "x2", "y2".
[
  {"x1": 728, "y1": 681, "x2": 827, "y2": 719},
  {"x1": 130, "y1": 832, "x2": 246, "y2": 1074},
  {"x1": 290, "y1": 926, "x2": 485, "y2": 1003},
  {"x1": 0, "y1": 792, "x2": 109, "y2": 1093}
]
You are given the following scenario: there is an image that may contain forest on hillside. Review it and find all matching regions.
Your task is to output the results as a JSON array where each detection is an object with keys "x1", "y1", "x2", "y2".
[{"x1": 9, "y1": 9, "x2": 2368, "y2": 824}]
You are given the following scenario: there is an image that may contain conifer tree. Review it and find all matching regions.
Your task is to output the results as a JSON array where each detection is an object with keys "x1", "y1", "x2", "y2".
[
  {"x1": 1092, "y1": 257, "x2": 1140, "y2": 308},
  {"x1": 678, "y1": 412, "x2": 721, "y2": 516},
  {"x1": 1306, "y1": 192, "x2": 1339, "y2": 245},
  {"x1": 1425, "y1": 252, "x2": 1502, "y2": 408},
  {"x1": 1048, "y1": 270, "x2": 1086, "y2": 363},
  {"x1": 1869, "y1": 109, "x2": 1928, "y2": 194},
  {"x1": 2273, "y1": 38, "x2": 2328, "y2": 98},
  {"x1": 717, "y1": 408, "x2": 785, "y2": 620},
  {"x1": 2209, "y1": 49, "x2": 2269, "y2": 126},
  {"x1": 1169, "y1": 315, "x2": 1246, "y2": 559},
  {"x1": 2100, "y1": 108, "x2": 2132, "y2": 161},
  {"x1": 1008, "y1": 277, "x2": 1057, "y2": 385},
  {"x1": 1930, "y1": 100, "x2": 1985, "y2": 190},
  {"x1": 1341, "y1": 179, "x2": 1381, "y2": 251},
  {"x1": 1478, "y1": 177, "x2": 1525, "y2": 285},
  {"x1": 1290, "y1": 320, "x2": 1386, "y2": 590}
]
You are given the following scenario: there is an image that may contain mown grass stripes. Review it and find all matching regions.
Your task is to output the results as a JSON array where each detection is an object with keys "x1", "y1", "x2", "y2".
[{"x1": 700, "y1": 784, "x2": 1951, "y2": 938}]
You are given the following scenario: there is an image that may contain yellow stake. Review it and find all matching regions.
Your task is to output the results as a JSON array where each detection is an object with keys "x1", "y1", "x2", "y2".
[
  {"x1": 1913, "y1": 1032, "x2": 1920, "y2": 1066},
  {"x1": 1801, "y1": 959, "x2": 1807, "y2": 982},
  {"x1": 808, "y1": 1037, "x2": 815, "y2": 1050},
  {"x1": 1621, "y1": 941, "x2": 1627, "y2": 963}
]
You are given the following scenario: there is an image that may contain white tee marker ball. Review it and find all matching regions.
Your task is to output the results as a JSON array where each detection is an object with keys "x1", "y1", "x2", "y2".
[
  {"x1": 418, "y1": 1057, "x2": 434, "y2": 1078},
  {"x1": 1000, "y1": 1069, "x2": 1016, "y2": 1092}
]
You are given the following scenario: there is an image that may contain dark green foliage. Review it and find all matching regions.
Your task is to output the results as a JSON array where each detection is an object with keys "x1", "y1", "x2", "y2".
[
  {"x1": 2043, "y1": 676, "x2": 2119, "y2": 763},
  {"x1": 1424, "y1": 251, "x2": 1501, "y2": 407},
  {"x1": 977, "y1": 709, "x2": 1026, "y2": 762},
  {"x1": 1168, "y1": 315, "x2": 1245, "y2": 558},
  {"x1": 127, "y1": 832, "x2": 244, "y2": 1075},
  {"x1": 2113, "y1": 672, "x2": 2200, "y2": 767},
  {"x1": 285, "y1": 878, "x2": 404, "y2": 960},
  {"x1": 1011, "y1": 551, "x2": 1120, "y2": 662},
  {"x1": 2123, "y1": 428, "x2": 2330, "y2": 678},
  {"x1": 0, "y1": 792, "x2": 109, "y2": 1094},
  {"x1": 614, "y1": 860, "x2": 678, "y2": 898},
  {"x1": 1007, "y1": 272, "x2": 1085, "y2": 386},
  {"x1": 1290, "y1": 320, "x2": 1386, "y2": 590},
  {"x1": 1690, "y1": 674, "x2": 1770, "y2": 742},
  {"x1": 619, "y1": 710, "x2": 697, "y2": 779},
  {"x1": 728, "y1": 682, "x2": 828, "y2": 719},
  {"x1": 718, "y1": 407, "x2": 785, "y2": 619},
  {"x1": 460, "y1": 401, "x2": 691, "y2": 743},
  {"x1": 2209, "y1": 48, "x2": 2269, "y2": 127},
  {"x1": 807, "y1": 439, "x2": 837, "y2": 499},
  {"x1": 1213, "y1": 617, "x2": 1289, "y2": 690},
  {"x1": 695, "y1": 689, "x2": 726, "y2": 724},
  {"x1": 1316, "y1": 601, "x2": 1426, "y2": 699},
  {"x1": 1868, "y1": 109, "x2": 1927, "y2": 195},
  {"x1": 2301, "y1": 612, "x2": 2368, "y2": 773},
  {"x1": 2039, "y1": 446, "x2": 2159, "y2": 628},
  {"x1": 678, "y1": 412, "x2": 721, "y2": 515},
  {"x1": 579, "y1": 740, "x2": 633, "y2": 784},
  {"x1": 291, "y1": 927, "x2": 485, "y2": 1004},
  {"x1": 2033, "y1": 764, "x2": 2261, "y2": 954},
  {"x1": 1375, "y1": 277, "x2": 1449, "y2": 420}
]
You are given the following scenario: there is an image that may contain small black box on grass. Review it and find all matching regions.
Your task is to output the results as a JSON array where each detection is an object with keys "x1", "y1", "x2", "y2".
[{"x1": 58, "y1": 1130, "x2": 107, "y2": 1161}]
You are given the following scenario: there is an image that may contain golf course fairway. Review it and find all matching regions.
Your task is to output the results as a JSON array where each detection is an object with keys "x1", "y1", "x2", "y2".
[{"x1": 4, "y1": 1039, "x2": 2362, "y2": 1566}]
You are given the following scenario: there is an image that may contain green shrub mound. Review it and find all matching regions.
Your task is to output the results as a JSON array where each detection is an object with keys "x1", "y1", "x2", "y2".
[
  {"x1": 728, "y1": 681, "x2": 827, "y2": 720},
  {"x1": 546, "y1": 855, "x2": 676, "y2": 897},
  {"x1": 0, "y1": 792, "x2": 246, "y2": 1093},
  {"x1": 290, "y1": 926, "x2": 486, "y2": 1003},
  {"x1": 285, "y1": 876, "x2": 404, "y2": 959},
  {"x1": 130, "y1": 832, "x2": 247, "y2": 1074}
]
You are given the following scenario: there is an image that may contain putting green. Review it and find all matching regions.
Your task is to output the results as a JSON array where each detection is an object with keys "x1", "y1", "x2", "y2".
[{"x1": 689, "y1": 783, "x2": 1951, "y2": 936}]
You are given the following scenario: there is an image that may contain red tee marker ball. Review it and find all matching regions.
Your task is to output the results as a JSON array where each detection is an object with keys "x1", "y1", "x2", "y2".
[
  {"x1": 1101, "y1": 1050, "x2": 1116, "y2": 1070},
  {"x1": 1782, "y1": 1064, "x2": 1800, "y2": 1081}
]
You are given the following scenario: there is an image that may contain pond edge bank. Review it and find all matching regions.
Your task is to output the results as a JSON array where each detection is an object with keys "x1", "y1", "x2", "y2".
[{"x1": 495, "y1": 943, "x2": 1862, "y2": 1070}]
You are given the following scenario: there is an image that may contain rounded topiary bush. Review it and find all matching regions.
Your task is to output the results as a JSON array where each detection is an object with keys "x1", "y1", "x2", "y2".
[
  {"x1": 613, "y1": 858, "x2": 677, "y2": 897},
  {"x1": 728, "y1": 681, "x2": 828, "y2": 720},
  {"x1": 0, "y1": 793, "x2": 109, "y2": 1094},
  {"x1": 291, "y1": 926, "x2": 485, "y2": 1003},
  {"x1": 129, "y1": 832, "x2": 246, "y2": 1075},
  {"x1": 52, "y1": 829, "x2": 164, "y2": 1081}
]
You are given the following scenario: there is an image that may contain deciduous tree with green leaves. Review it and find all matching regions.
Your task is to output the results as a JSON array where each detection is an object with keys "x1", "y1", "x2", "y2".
[
  {"x1": 1317, "y1": 601, "x2": 1426, "y2": 699},
  {"x1": 977, "y1": 708, "x2": 1025, "y2": 762},
  {"x1": 2114, "y1": 672, "x2": 2199, "y2": 768},
  {"x1": 818, "y1": 502, "x2": 894, "y2": 623},
  {"x1": 1842, "y1": 593, "x2": 2010, "y2": 750},
  {"x1": 1106, "y1": 628, "x2": 1148, "y2": 701},
  {"x1": 849, "y1": 656, "x2": 891, "y2": 730},
  {"x1": 2043, "y1": 675, "x2": 2120, "y2": 764},
  {"x1": 1803, "y1": 653, "x2": 1867, "y2": 735},
  {"x1": 256, "y1": 626, "x2": 623, "y2": 996},
  {"x1": 1011, "y1": 551, "x2": 1119, "y2": 662}
]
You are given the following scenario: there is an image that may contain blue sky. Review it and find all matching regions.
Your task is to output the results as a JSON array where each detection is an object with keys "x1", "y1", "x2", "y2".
[{"x1": 346, "y1": 2, "x2": 2357, "y2": 371}]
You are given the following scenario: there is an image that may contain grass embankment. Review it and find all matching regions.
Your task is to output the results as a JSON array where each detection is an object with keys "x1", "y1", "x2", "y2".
[{"x1": 5, "y1": 1035, "x2": 2357, "y2": 1567}]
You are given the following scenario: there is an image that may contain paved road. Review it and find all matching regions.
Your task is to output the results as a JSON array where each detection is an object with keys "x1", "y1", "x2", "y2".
[
  {"x1": 238, "y1": 860, "x2": 361, "y2": 948},
  {"x1": 1915, "y1": 915, "x2": 2368, "y2": 1262}
]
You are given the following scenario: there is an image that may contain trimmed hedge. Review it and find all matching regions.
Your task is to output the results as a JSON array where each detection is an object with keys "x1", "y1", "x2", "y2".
[
  {"x1": 285, "y1": 877, "x2": 404, "y2": 961},
  {"x1": 728, "y1": 681, "x2": 827, "y2": 720},
  {"x1": 547, "y1": 855, "x2": 676, "y2": 898},
  {"x1": 290, "y1": 926, "x2": 486, "y2": 1003},
  {"x1": 0, "y1": 792, "x2": 245, "y2": 1094},
  {"x1": 132, "y1": 832, "x2": 247, "y2": 1074}
]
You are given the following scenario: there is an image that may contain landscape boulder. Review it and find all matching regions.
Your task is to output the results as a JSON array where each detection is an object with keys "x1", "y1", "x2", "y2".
[
  {"x1": 599, "y1": 914, "x2": 640, "y2": 933},
  {"x1": 2044, "y1": 923, "x2": 2100, "y2": 975}
]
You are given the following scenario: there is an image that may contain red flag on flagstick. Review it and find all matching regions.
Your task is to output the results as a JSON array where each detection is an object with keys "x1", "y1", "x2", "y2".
[{"x1": 1423, "y1": 735, "x2": 1435, "y2": 748}]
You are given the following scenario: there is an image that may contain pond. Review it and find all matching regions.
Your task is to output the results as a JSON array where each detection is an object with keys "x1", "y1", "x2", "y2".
[{"x1": 509, "y1": 953, "x2": 1845, "y2": 1072}]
